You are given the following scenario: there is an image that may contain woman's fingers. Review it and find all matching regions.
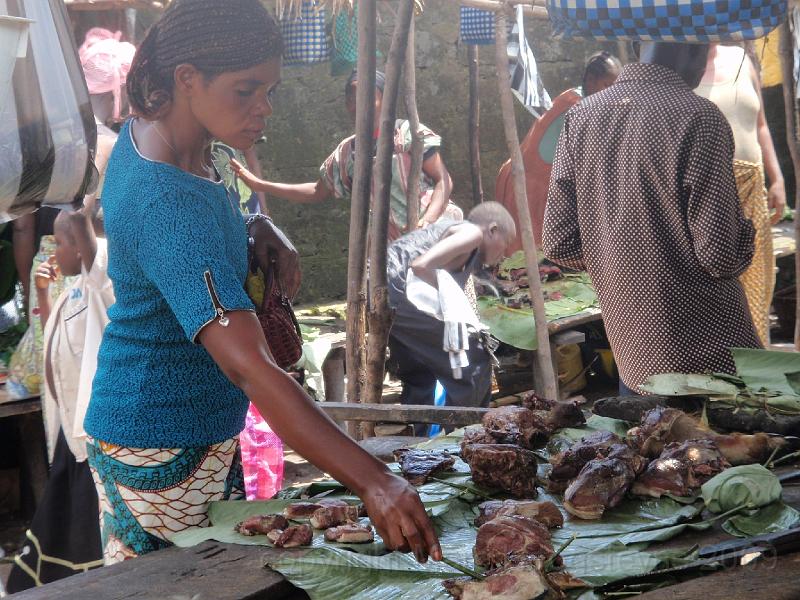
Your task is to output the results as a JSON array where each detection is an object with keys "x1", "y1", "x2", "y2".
[
  {"x1": 415, "y1": 510, "x2": 442, "y2": 561},
  {"x1": 399, "y1": 517, "x2": 427, "y2": 563}
]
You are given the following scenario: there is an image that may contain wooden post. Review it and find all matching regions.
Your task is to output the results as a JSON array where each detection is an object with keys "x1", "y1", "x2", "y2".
[
  {"x1": 345, "y1": 0, "x2": 377, "y2": 437},
  {"x1": 365, "y1": 0, "x2": 416, "y2": 412},
  {"x1": 405, "y1": 16, "x2": 423, "y2": 231},
  {"x1": 779, "y1": 21, "x2": 800, "y2": 351},
  {"x1": 468, "y1": 44, "x2": 484, "y2": 204},
  {"x1": 494, "y1": 8, "x2": 559, "y2": 399}
]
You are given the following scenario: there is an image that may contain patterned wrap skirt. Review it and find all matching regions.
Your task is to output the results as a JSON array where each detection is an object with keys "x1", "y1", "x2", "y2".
[
  {"x1": 733, "y1": 159, "x2": 775, "y2": 346},
  {"x1": 86, "y1": 437, "x2": 244, "y2": 565}
]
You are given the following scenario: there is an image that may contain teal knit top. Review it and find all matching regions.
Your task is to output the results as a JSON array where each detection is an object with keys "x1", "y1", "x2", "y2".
[{"x1": 84, "y1": 121, "x2": 255, "y2": 448}]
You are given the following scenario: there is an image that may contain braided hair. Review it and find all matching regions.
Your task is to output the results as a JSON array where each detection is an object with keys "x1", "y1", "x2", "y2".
[
  {"x1": 582, "y1": 51, "x2": 622, "y2": 95},
  {"x1": 127, "y1": 0, "x2": 284, "y2": 119}
]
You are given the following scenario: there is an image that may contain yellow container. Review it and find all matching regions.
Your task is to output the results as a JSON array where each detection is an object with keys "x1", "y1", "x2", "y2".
[
  {"x1": 596, "y1": 348, "x2": 618, "y2": 379},
  {"x1": 557, "y1": 343, "x2": 586, "y2": 394}
]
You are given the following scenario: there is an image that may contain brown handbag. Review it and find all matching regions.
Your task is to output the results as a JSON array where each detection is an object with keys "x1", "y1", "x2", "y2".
[{"x1": 255, "y1": 261, "x2": 303, "y2": 370}]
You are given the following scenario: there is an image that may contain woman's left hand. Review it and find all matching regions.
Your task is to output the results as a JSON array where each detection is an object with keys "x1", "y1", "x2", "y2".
[
  {"x1": 768, "y1": 181, "x2": 787, "y2": 225},
  {"x1": 250, "y1": 217, "x2": 301, "y2": 299}
]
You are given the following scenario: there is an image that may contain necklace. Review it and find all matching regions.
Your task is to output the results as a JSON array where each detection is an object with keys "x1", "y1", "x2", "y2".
[{"x1": 151, "y1": 122, "x2": 177, "y2": 155}]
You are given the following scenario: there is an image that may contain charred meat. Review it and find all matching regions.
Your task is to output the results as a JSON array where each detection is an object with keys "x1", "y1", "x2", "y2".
[
  {"x1": 547, "y1": 431, "x2": 623, "y2": 492},
  {"x1": 475, "y1": 500, "x2": 564, "y2": 528},
  {"x1": 462, "y1": 426, "x2": 498, "y2": 447},
  {"x1": 283, "y1": 499, "x2": 348, "y2": 520},
  {"x1": 323, "y1": 524, "x2": 375, "y2": 544},
  {"x1": 394, "y1": 449, "x2": 456, "y2": 485},
  {"x1": 444, "y1": 565, "x2": 554, "y2": 600},
  {"x1": 267, "y1": 524, "x2": 313, "y2": 548},
  {"x1": 462, "y1": 444, "x2": 538, "y2": 498},
  {"x1": 482, "y1": 406, "x2": 550, "y2": 449},
  {"x1": 628, "y1": 407, "x2": 786, "y2": 465},
  {"x1": 474, "y1": 516, "x2": 557, "y2": 568},
  {"x1": 520, "y1": 394, "x2": 586, "y2": 431},
  {"x1": 309, "y1": 504, "x2": 363, "y2": 529},
  {"x1": 235, "y1": 514, "x2": 289, "y2": 536},
  {"x1": 632, "y1": 439, "x2": 731, "y2": 498},
  {"x1": 563, "y1": 454, "x2": 638, "y2": 519}
]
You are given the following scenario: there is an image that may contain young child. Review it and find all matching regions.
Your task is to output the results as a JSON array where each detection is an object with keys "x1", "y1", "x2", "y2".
[
  {"x1": 386, "y1": 202, "x2": 516, "y2": 428},
  {"x1": 7, "y1": 208, "x2": 113, "y2": 591}
]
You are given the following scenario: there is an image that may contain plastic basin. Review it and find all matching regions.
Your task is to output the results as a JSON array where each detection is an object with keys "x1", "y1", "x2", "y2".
[{"x1": 0, "y1": 16, "x2": 31, "y2": 113}]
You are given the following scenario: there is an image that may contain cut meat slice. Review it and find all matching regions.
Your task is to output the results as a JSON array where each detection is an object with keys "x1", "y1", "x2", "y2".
[
  {"x1": 462, "y1": 426, "x2": 497, "y2": 447},
  {"x1": 394, "y1": 448, "x2": 456, "y2": 485},
  {"x1": 267, "y1": 524, "x2": 313, "y2": 548},
  {"x1": 482, "y1": 406, "x2": 550, "y2": 449},
  {"x1": 563, "y1": 455, "x2": 637, "y2": 519},
  {"x1": 547, "y1": 430, "x2": 622, "y2": 492},
  {"x1": 520, "y1": 393, "x2": 586, "y2": 431},
  {"x1": 475, "y1": 500, "x2": 564, "y2": 528},
  {"x1": 235, "y1": 514, "x2": 289, "y2": 536},
  {"x1": 310, "y1": 504, "x2": 362, "y2": 529},
  {"x1": 324, "y1": 524, "x2": 374, "y2": 544},
  {"x1": 474, "y1": 516, "x2": 556, "y2": 568},
  {"x1": 283, "y1": 499, "x2": 348, "y2": 520},
  {"x1": 443, "y1": 565, "x2": 554, "y2": 600},
  {"x1": 462, "y1": 444, "x2": 538, "y2": 498},
  {"x1": 632, "y1": 439, "x2": 730, "y2": 498}
]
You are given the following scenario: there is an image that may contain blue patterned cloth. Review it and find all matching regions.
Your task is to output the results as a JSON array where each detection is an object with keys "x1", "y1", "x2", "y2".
[
  {"x1": 84, "y1": 120, "x2": 253, "y2": 449},
  {"x1": 460, "y1": 7, "x2": 496, "y2": 45},
  {"x1": 280, "y1": 0, "x2": 330, "y2": 66},
  {"x1": 547, "y1": 0, "x2": 787, "y2": 42}
]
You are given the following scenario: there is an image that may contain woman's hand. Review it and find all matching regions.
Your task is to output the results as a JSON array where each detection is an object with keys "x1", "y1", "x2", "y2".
[
  {"x1": 231, "y1": 158, "x2": 268, "y2": 192},
  {"x1": 35, "y1": 256, "x2": 58, "y2": 290},
  {"x1": 768, "y1": 181, "x2": 786, "y2": 225},
  {"x1": 250, "y1": 217, "x2": 301, "y2": 299},
  {"x1": 360, "y1": 471, "x2": 441, "y2": 563}
]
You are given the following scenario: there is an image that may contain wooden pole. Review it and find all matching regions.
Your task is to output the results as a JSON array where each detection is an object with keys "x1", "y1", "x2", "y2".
[
  {"x1": 461, "y1": 0, "x2": 549, "y2": 19},
  {"x1": 778, "y1": 21, "x2": 800, "y2": 351},
  {"x1": 345, "y1": 0, "x2": 376, "y2": 437},
  {"x1": 468, "y1": 44, "x2": 484, "y2": 204},
  {"x1": 365, "y1": 0, "x2": 416, "y2": 410},
  {"x1": 405, "y1": 16, "x2": 423, "y2": 231},
  {"x1": 494, "y1": 8, "x2": 559, "y2": 399}
]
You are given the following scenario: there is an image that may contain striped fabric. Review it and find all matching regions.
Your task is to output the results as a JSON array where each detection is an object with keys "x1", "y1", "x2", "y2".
[
  {"x1": 279, "y1": 0, "x2": 330, "y2": 67},
  {"x1": 547, "y1": 0, "x2": 787, "y2": 42}
]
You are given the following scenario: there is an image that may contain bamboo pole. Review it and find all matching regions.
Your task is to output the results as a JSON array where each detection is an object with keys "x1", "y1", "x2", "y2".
[
  {"x1": 778, "y1": 21, "x2": 800, "y2": 351},
  {"x1": 405, "y1": 16, "x2": 423, "y2": 231},
  {"x1": 365, "y1": 0, "x2": 416, "y2": 410},
  {"x1": 345, "y1": 0, "x2": 377, "y2": 438},
  {"x1": 468, "y1": 44, "x2": 484, "y2": 204},
  {"x1": 494, "y1": 9, "x2": 559, "y2": 399}
]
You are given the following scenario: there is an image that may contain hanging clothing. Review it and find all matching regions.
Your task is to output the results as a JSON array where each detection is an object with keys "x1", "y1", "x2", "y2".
[
  {"x1": 543, "y1": 63, "x2": 761, "y2": 392},
  {"x1": 319, "y1": 119, "x2": 462, "y2": 242},
  {"x1": 496, "y1": 88, "x2": 582, "y2": 252},
  {"x1": 755, "y1": 29, "x2": 782, "y2": 88},
  {"x1": 507, "y1": 5, "x2": 551, "y2": 117},
  {"x1": 87, "y1": 436, "x2": 244, "y2": 565}
]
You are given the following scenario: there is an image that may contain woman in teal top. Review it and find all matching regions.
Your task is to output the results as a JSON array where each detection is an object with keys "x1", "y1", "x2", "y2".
[{"x1": 84, "y1": 0, "x2": 439, "y2": 566}]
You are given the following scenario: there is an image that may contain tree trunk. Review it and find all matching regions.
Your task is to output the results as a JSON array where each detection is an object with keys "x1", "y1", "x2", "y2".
[
  {"x1": 468, "y1": 44, "x2": 484, "y2": 204},
  {"x1": 345, "y1": 0, "x2": 377, "y2": 438},
  {"x1": 405, "y1": 16, "x2": 423, "y2": 231},
  {"x1": 494, "y1": 9, "x2": 559, "y2": 399},
  {"x1": 779, "y1": 21, "x2": 800, "y2": 351},
  {"x1": 365, "y1": 0, "x2": 416, "y2": 412}
]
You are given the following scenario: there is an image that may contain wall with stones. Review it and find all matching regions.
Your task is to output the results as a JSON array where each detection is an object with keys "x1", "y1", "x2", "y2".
[{"x1": 256, "y1": 1, "x2": 619, "y2": 303}]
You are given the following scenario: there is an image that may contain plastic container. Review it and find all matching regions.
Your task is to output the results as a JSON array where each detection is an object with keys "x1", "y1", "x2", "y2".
[
  {"x1": 0, "y1": 16, "x2": 30, "y2": 114},
  {"x1": 596, "y1": 348, "x2": 618, "y2": 379},
  {"x1": 557, "y1": 343, "x2": 586, "y2": 394}
]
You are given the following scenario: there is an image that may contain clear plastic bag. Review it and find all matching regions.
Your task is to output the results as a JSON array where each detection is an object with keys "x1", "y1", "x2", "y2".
[{"x1": 0, "y1": 0, "x2": 96, "y2": 222}]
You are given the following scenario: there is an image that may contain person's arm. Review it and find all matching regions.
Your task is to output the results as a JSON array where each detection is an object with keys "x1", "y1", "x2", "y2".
[
  {"x1": 751, "y1": 62, "x2": 786, "y2": 224},
  {"x1": 418, "y1": 152, "x2": 452, "y2": 227},
  {"x1": 542, "y1": 119, "x2": 586, "y2": 271},
  {"x1": 33, "y1": 257, "x2": 57, "y2": 327},
  {"x1": 409, "y1": 222, "x2": 483, "y2": 287},
  {"x1": 684, "y1": 111, "x2": 755, "y2": 279},
  {"x1": 230, "y1": 158, "x2": 332, "y2": 204},
  {"x1": 242, "y1": 147, "x2": 269, "y2": 214},
  {"x1": 199, "y1": 314, "x2": 440, "y2": 562}
]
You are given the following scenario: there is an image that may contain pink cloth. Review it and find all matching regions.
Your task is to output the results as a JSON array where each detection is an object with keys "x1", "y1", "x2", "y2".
[
  {"x1": 240, "y1": 404, "x2": 285, "y2": 500},
  {"x1": 78, "y1": 28, "x2": 135, "y2": 119}
]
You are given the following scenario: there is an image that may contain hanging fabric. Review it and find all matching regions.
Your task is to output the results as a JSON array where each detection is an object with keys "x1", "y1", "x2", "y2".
[
  {"x1": 507, "y1": 5, "x2": 551, "y2": 117},
  {"x1": 547, "y1": 0, "x2": 787, "y2": 42},
  {"x1": 460, "y1": 6, "x2": 495, "y2": 45},
  {"x1": 279, "y1": 0, "x2": 331, "y2": 67},
  {"x1": 331, "y1": 8, "x2": 358, "y2": 76}
]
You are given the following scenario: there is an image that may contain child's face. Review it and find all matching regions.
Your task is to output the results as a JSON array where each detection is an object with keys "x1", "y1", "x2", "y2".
[
  {"x1": 53, "y1": 226, "x2": 82, "y2": 277},
  {"x1": 481, "y1": 225, "x2": 513, "y2": 266}
]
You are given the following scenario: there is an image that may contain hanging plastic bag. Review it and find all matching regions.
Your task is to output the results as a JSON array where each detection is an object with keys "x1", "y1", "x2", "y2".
[
  {"x1": 0, "y1": 0, "x2": 97, "y2": 222},
  {"x1": 279, "y1": 0, "x2": 331, "y2": 67},
  {"x1": 240, "y1": 403, "x2": 285, "y2": 500}
]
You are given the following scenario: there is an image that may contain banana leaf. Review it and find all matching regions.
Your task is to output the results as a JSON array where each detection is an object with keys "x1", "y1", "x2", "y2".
[
  {"x1": 731, "y1": 348, "x2": 800, "y2": 396},
  {"x1": 640, "y1": 373, "x2": 740, "y2": 397},
  {"x1": 721, "y1": 502, "x2": 800, "y2": 537},
  {"x1": 552, "y1": 415, "x2": 631, "y2": 445}
]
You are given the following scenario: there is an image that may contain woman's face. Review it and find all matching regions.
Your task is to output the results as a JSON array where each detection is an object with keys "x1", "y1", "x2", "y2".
[{"x1": 188, "y1": 58, "x2": 281, "y2": 150}]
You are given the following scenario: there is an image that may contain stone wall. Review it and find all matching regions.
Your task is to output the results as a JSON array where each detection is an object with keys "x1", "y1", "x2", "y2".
[{"x1": 256, "y1": 2, "x2": 619, "y2": 303}]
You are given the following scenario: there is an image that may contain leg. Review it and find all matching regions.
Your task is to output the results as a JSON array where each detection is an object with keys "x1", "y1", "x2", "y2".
[
  {"x1": 12, "y1": 213, "x2": 35, "y2": 314},
  {"x1": 618, "y1": 378, "x2": 639, "y2": 396}
]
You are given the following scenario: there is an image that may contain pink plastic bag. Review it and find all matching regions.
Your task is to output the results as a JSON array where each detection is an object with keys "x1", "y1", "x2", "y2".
[{"x1": 240, "y1": 403, "x2": 284, "y2": 500}]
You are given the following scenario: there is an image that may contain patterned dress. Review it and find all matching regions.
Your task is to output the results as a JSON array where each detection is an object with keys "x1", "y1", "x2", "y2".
[{"x1": 543, "y1": 63, "x2": 762, "y2": 392}]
